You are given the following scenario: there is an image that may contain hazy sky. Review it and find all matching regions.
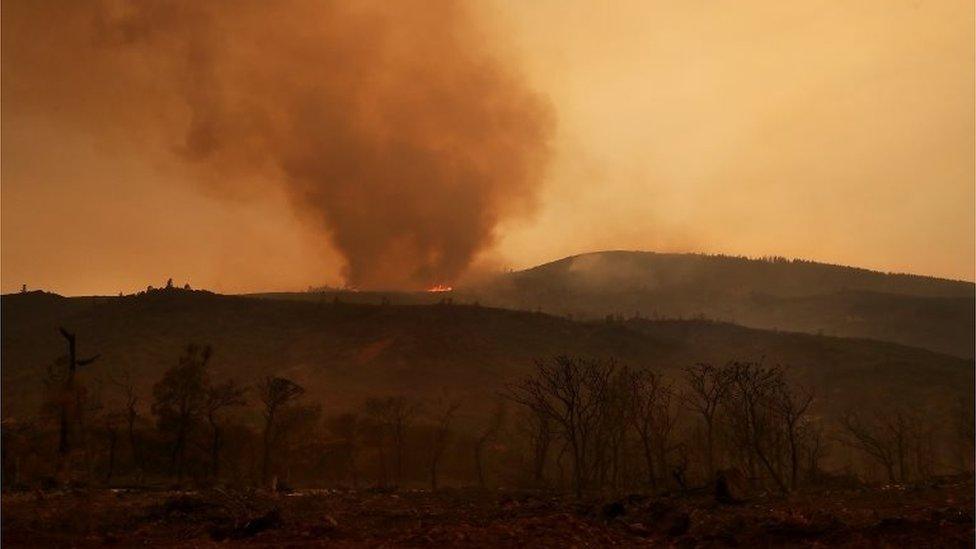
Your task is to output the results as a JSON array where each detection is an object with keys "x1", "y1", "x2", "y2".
[{"x1": 3, "y1": 0, "x2": 973, "y2": 295}]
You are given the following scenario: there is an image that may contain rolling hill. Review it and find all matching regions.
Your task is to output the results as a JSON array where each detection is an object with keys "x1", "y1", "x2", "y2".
[
  {"x1": 463, "y1": 251, "x2": 976, "y2": 358},
  {"x1": 2, "y1": 288, "x2": 971, "y2": 424}
]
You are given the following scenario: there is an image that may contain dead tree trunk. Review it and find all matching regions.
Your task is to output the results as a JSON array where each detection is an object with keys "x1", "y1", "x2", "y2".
[
  {"x1": 473, "y1": 403, "x2": 505, "y2": 490},
  {"x1": 126, "y1": 403, "x2": 142, "y2": 481},
  {"x1": 427, "y1": 399, "x2": 460, "y2": 491},
  {"x1": 56, "y1": 328, "x2": 99, "y2": 478}
]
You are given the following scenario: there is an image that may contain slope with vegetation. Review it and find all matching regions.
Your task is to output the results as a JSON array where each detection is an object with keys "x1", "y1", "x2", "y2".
[
  {"x1": 2, "y1": 288, "x2": 970, "y2": 421},
  {"x1": 2, "y1": 287, "x2": 973, "y2": 545},
  {"x1": 464, "y1": 251, "x2": 976, "y2": 358}
]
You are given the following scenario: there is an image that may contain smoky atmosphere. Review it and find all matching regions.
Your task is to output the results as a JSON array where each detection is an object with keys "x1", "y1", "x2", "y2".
[{"x1": 1, "y1": 1, "x2": 974, "y2": 547}]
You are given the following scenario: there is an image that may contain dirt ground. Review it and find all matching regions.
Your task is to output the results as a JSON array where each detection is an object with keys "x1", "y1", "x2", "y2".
[{"x1": 2, "y1": 480, "x2": 973, "y2": 547}]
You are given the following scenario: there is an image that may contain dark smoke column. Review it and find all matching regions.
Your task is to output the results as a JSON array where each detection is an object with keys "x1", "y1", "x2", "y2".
[{"x1": 104, "y1": 0, "x2": 555, "y2": 290}]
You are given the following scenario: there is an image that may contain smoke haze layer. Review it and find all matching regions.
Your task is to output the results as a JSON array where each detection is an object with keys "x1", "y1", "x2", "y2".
[{"x1": 2, "y1": 0, "x2": 554, "y2": 290}]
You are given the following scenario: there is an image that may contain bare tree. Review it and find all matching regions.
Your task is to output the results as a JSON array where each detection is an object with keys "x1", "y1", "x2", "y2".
[
  {"x1": 723, "y1": 362, "x2": 789, "y2": 493},
  {"x1": 364, "y1": 396, "x2": 420, "y2": 487},
  {"x1": 109, "y1": 368, "x2": 143, "y2": 481},
  {"x1": 880, "y1": 409, "x2": 914, "y2": 483},
  {"x1": 100, "y1": 410, "x2": 122, "y2": 483},
  {"x1": 507, "y1": 356, "x2": 616, "y2": 497},
  {"x1": 426, "y1": 395, "x2": 461, "y2": 490},
  {"x1": 274, "y1": 403, "x2": 322, "y2": 487},
  {"x1": 474, "y1": 401, "x2": 507, "y2": 489},
  {"x1": 205, "y1": 380, "x2": 246, "y2": 480},
  {"x1": 651, "y1": 380, "x2": 680, "y2": 489},
  {"x1": 596, "y1": 367, "x2": 633, "y2": 490},
  {"x1": 54, "y1": 328, "x2": 99, "y2": 475},
  {"x1": 681, "y1": 363, "x2": 731, "y2": 480},
  {"x1": 515, "y1": 407, "x2": 552, "y2": 487},
  {"x1": 327, "y1": 413, "x2": 362, "y2": 488},
  {"x1": 625, "y1": 368, "x2": 667, "y2": 489},
  {"x1": 839, "y1": 407, "x2": 926, "y2": 483},
  {"x1": 801, "y1": 421, "x2": 828, "y2": 484},
  {"x1": 257, "y1": 376, "x2": 305, "y2": 488},
  {"x1": 76, "y1": 378, "x2": 106, "y2": 483},
  {"x1": 151, "y1": 344, "x2": 211, "y2": 482},
  {"x1": 839, "y1": 410, "x2": 898, "y2": 482},
  {"x1": 361, "y1": 403, "x2": 390, "y2": 486},
  {"x1": 769, "y1": 377, "x2": 814, "y2": 491}
]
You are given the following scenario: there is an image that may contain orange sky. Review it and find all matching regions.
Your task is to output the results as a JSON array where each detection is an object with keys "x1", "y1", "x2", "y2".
[{"x1": 2, "y1": 0, "x2": 974, "y2": 295}]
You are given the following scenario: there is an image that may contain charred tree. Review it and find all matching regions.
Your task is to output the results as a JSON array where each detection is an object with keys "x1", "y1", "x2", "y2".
[
  {"x1": 426, "y1": 396, "x2": 460, "y2": 491},
  {"x1": 205, "y1": 380, "x2": 246, "y2": 480},
  {"x1": 681, "y1": 363, "x2": 731, "y2": 481},
  {"x1": 151, "y1": 344, "x2": 211, "y2": 483},
  {"x1": 507, "y1": 356, "x2": 616, "y2": 498},
  {"x1": 474, "y1": 401, "x2": 506, "y2": 489},
  {"x1": 258, "y1": 376, "x2": 305, "y2": 488},
  {"x1": 55, "y1": 327, "x2": 99, "y2": 474}
]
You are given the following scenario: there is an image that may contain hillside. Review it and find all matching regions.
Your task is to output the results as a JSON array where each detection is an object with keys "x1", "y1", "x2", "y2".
[
  {"x1": 463, "y1": 251, "x2": 976, "y2": 358},
  {"x1": 2, "y1": 289, "x2": 970, "y2": 423}
]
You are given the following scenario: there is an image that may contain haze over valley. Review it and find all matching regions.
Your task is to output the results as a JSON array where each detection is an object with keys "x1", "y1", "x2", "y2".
[{"x1": 1, "y1": 1, "x2": 973, "y2": 546}]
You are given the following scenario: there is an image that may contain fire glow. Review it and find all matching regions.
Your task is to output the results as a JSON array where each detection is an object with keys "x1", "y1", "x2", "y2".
[{"x1": 427, "y1": 284, "x2": 453, "y2": 293}]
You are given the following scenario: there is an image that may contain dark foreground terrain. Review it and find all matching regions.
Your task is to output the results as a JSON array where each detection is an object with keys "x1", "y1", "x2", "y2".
[{"x1": 3, "y1": 481, "x2": 973, "y2": 547}]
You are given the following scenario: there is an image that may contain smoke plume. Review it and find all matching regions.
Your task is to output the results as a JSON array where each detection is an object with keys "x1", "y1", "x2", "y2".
[{"x1": 2, "y1": 0, "x2": 554, "y2": 289}]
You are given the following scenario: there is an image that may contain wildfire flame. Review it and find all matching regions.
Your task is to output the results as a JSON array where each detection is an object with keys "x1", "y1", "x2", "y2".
[{"x1": 427, "y1": 284, "x2": 453, "y2": 292}]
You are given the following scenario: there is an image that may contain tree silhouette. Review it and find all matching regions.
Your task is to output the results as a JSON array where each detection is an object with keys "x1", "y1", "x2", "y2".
[
  {"x1": 364, "y1": 396, "x2": 421, "y2": 487},
  {"x1": 625, "y1": 368, "x2": 676, "y2": 489},
  {"x1": 507, "y1": 356, "x2": 616, "y2": 497},
  {"x1": 258, "y1": 376, "x2": 305, "y2": 487},
  {"x1": 55, "y1": 327, "x2": 99, "y2": 477},
  {"x1": 109, "y1": 368, "x2": 143, "y2": 480},
  {"x1": 838, "y1": 407, "x2": 928, "y2": 483},
  {"x1": 327, "y1": 413, "x2": 362, "y2": 488},
  {"x1": 723, "y1": 362, "x2": 789, "y2": 493},
  {"x1": 681, "y1": 363, "x2": 732, "y2": 480},
  {"x1": 151, "y1": 344, "x2": 211, "y2": 483},
  {"x1": 205, "y1": 380, "x2": 246, "y2": 479},
  {"x1": 770, "y1": 376, "x2": 814, "y2": 491},
  {"x1": 474, "y1": 401, "x2": 506, "y2": 489},
  {"x1": 426, "y1": 394, "x2": 461, "y2": 490}
]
